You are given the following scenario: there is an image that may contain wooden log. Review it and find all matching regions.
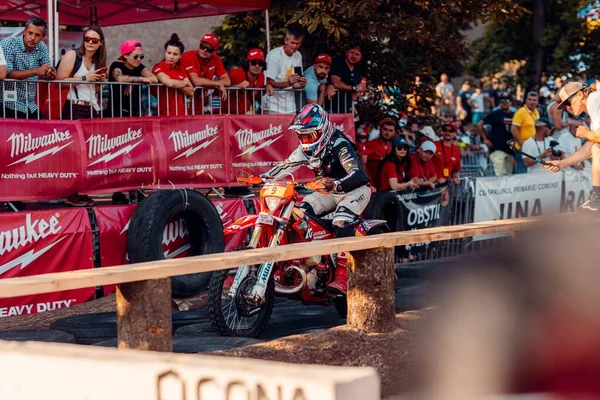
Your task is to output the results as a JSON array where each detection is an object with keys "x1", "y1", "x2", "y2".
[
  {"x1": 347, "y1": 247, "x2": 396, "y2": 333},
  {"x1": 116, "y1": 278, "x2": 172, "y2": 352}
]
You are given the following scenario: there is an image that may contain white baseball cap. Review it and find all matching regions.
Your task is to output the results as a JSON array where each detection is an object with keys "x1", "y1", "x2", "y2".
[{"x1": 421, "y1": 141, "x2": 436, "y2": 153}]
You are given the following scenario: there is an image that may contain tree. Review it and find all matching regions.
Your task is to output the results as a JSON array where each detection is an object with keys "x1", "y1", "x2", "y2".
[
  {"x1": 469, "y1": 0, "x2": 593, "y2": 89},
  {"x1": 214, "y1": 0, "x2": 526, "y2": 120}
]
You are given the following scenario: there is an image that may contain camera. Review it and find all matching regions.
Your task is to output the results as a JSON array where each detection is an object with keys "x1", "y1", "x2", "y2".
[{"x1": 549, "y1": 140, "x2": 563, "y2": 157}]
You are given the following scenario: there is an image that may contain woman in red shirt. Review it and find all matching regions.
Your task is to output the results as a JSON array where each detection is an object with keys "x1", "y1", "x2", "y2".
[
  {"x1": 378, "y1": 138, "x2": 419, "y2": 191},
  {"x1": 152, "y1": 33, "x2": 195, "y2": 116}
]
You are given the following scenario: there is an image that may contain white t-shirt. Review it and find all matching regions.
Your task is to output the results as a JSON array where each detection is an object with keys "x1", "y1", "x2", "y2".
[
  {"x1": 587, "y1": 90, "x2": 600, "y2": 131},
  {"x1": 470, "y1": 92, "x2": 485, "y2": 112},
  {"x1": 262, "y1": 46, "x2": 303, "y2": 114},
  {"x1": 522, "y1": 136, "x2": 554, "y2": 173},
  {"x1": 0, "y1": 46, "x2": 6, "y2": 66},
  {"x1": 558, "y1": 130, "x2": 590, "y2": 168},
  {"x1": 435, "y1": 82, "x2": 454, "y2": 99}
]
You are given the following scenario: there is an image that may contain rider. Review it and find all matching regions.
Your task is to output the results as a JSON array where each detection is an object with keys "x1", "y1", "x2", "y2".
[{"x1": 261, "y1": 104, "x2": 371, "y2": 295}]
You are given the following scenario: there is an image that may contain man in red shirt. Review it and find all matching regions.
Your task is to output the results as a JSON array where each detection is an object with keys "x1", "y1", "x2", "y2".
[
  {"x1": 433, "y1": 121, "x2": 461, "y2": 184},
  {"x1": 224, "y1": 48, "x2": 266, "y2": 114},
  {"x1": 365, "y1": 117, "x2": 397, "y2": 180},
  {"x1": 409, "y1": 140, "x2": 438, "y2": 190},
  {"x1": 180, "y1": 33, "x2": 230, "y2": 114}
]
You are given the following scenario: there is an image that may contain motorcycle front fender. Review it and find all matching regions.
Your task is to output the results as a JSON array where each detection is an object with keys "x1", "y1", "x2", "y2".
[{"x1": 223, "y1": 215, "x2": 259, "y2": 235}]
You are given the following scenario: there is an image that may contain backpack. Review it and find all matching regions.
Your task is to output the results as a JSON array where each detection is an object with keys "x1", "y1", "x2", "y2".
[{"x1": 38, "y1": 50, "x2": 84, "y2": 119}]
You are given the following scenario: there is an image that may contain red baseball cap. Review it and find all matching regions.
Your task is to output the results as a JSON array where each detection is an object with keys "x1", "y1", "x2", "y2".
[
  {"x1": 314, "y1": 53, "x2": 332, "y2": 66},
  {"x1": 120, "y1": 40, "x2": 142, "y2": 57},
  {"x1": 200, "y1": 33, "x2": 219, "y2": 49},
  {"x1": 246, "y1": 48, "x2": 265, "y2": 61}
]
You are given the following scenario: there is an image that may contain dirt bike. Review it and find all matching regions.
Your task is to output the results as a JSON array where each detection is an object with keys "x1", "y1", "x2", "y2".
[{"x1": 208, "y1": 171, "x2": 389, "y2": 338}]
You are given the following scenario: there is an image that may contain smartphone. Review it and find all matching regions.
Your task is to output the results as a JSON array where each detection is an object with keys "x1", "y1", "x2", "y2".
[{"x1": 294, "y1": 66, "x2": 303, "y2": 76}]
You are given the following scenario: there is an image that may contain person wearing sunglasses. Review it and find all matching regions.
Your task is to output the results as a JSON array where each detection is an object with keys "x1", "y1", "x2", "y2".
[
  {"x1": 377, "y1": 137, "x2": 419, "y2": 191},
  {"x1": 433, "y1": 121, "x2": 461, "y2": 184},
  {"x1": 478, "y1": 92, "x2": 516, "y2": 176},
  {"x1": 107, "y1": 40, "x2": 157, "y2": 118},
  {"x1": 56, "y1": 26, "x2": 107, "y2": 121},
  {"x1": 152, "y1": 33, "x2": 194, "y2": 117},
  {"x1": 408, "y1": 140, "x2": 438, "y2": 190},
  {"x1": 224, "y1": 48, "x2": 266, "y2": 114},
  {"x1": 180, "y1": 33, "x2": 230, "y2": 114},
  {"x1": 545, "y1": 81, "x2": 600, "y2": 211}
]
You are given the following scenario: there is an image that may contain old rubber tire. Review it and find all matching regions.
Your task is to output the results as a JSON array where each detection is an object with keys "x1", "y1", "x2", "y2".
[
  {"x1": 0, "y1": 329, "x2": 75, "y2": 344},
  {"x1": 259, "y1": 315, "x2": 344, "y2": 340},
  {"x1": 127, "y1": 190, "x2": 224, "y2": 297}
]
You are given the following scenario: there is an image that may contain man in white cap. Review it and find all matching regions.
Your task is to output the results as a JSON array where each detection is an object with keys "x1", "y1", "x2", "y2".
[
  {"x1": 545, "y1": 81, "x2": 600, "y2": 210},
  {"x1": 409, "y1": 140, "x2": 438, "y2": 190}
]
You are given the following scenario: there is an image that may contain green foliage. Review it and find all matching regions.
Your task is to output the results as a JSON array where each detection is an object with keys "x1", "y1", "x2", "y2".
[{"x1": 213, "y1": 0, "x2": 526, "y2": 119}]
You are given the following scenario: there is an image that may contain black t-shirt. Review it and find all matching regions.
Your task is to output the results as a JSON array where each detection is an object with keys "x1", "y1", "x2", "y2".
[
  {"x1": 483, "y1": 108, "x2": 515, "y2": 154},
  {"x1": 489, "y1": 89, "x2": 500, "y2": 107},
  {"x1": 108, "y1": 61, "x2": 146, "y2": 117},
  {"x1": 459, "y1": 90, "x2": 472, "y2": 113},
  {"x1": 326, "y1": 58, "x2": 362, "y2": 114}
]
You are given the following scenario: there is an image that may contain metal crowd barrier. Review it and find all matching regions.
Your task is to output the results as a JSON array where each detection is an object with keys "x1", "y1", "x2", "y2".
[{"x1": 0, "y1": 79, "x2": 353, "y2": 119}]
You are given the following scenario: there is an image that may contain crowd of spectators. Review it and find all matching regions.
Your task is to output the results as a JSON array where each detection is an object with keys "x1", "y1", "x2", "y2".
[{"x1": 0, "y1": 18, "x2": 365, "y2": 120}]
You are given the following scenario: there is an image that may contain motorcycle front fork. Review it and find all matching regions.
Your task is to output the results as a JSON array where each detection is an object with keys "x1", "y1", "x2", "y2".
[{"x1": 227, "y1": 202, "x2": 294, "y2": 302}]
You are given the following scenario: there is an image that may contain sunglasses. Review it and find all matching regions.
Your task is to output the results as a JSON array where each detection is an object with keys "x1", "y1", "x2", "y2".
[
  {"x1": 84, "y1": 36, "x2": 101, "y2": 44},
  {"x1": 500, "y1": 98, "x2": 511, "y2": 103},
  {"x1": 394, "y1": 145, "x2": 408, "y2": 151},
  {"x1": 563, "y1": 91, "x2": 582, "y2": 108},
  {"x1": 200, "y1": 43, "x2": 215, "y2": 53},
  {"x1": 130, "y1": 54, "x2": 144, "y2": 61},
  {"x1": 249, "y1": 60, "x2": 265, "y2": 67},
  {"x1": 442, "y1": 128, "x2": 455, "y2": 133}
]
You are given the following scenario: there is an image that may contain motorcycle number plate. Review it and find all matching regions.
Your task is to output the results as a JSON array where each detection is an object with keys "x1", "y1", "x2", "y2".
[{"x1": 257, "y1": 214, "x2": 274, "y2": 225}]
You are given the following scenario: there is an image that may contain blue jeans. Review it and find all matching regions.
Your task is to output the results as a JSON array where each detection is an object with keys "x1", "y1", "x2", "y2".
[{"x1": 513, "y1": 151, "x2": 527, "y2": 174}]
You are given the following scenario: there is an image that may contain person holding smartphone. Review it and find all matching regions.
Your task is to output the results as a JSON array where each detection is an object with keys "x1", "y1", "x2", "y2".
[
  {"x1": 262, "y1": 26, "x2": 307, "y2": 114},
  {"x1": 56, "y1": 26, "x2": 107, "y2": 120}
]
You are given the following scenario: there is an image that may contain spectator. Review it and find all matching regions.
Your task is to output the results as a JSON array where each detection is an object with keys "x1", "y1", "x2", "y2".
[
  {"x1": 456, "y1": 81, "x2": 472, "y2": 128},
  {"x1": 181, "y1": 33, "x2": 230, "y2": 114},
  {"x1": 152, "y1": 33, "x2": 194, "y2": 117},
  {"x1": 478, "y1": 92, "x2": 516, "y2": 176},
  {"x1": 56, "y1": 26, "x2": 107, "y2": 120},
  {"x1": 0, "y1": 46, "x2": 6, "y2": 81},
  {"x1": 400, "y1": 124, "x2": 416, "y2": 148},
  {"x1": 225, "y1": 48, "x2": 266, "y2": 114},
  {"x1": 511, "y1": 91, "x2": 540, "y2": 173},
  {"x1": 355, "y1": 128, "x2": 369, "y2": 169},
  {"x1": 470, "y1": 85, "x2": 485, "y2": 124},
  {"x1": 262, "y1": 26, "x2": 306, "y2": 114},
  {"x1": 558, "y1": 120, "x2": 586, "y2": 170},
  {"x1": 327, "y1": 43, "x2": 365, "y2": 114},
  {"x1": 408, "y1": 140, "x2": 438, "y2": 190},
  {"x1": 1, "y1": 17, "x2": 55, "y2": 119},
  {"x1": 547, "y1": 87, "x2": 576, "y2": 140},
  {"x1": 107, "y1": 40, "x2": 157, "y2": 118},
  {"x1": 488, "y1": 78, "x2": 500, "y2": 109},
  {"x1": 521, "y1": 118, "x2": 562, "y2": 173},
  {"x1": 304, "y1": 53, "x2": 334, "y2": 106},
  {"x1": 435, "y1": 73, "x2": 454, "y2": 118},
  {"x1": 433, "y1": 121, "x2": 461, "y2": 184},
  {"x1": 365, "y1": 117, "x2": 397, "y2": 180},
  {"x1": 378, "y1": 137, "x2": 419, "y2": 191}
]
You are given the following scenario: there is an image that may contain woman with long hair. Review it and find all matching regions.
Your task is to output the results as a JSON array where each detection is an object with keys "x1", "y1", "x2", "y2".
[
  {"x1": 152, "y1": 33, "x2": 194, "y2": 116},
  {"x1": 56, "y1": 26, "x2": 107, "y2": 120},
  {"x1": 378, "y1": 137, "x2": 419, "y2": 191}
]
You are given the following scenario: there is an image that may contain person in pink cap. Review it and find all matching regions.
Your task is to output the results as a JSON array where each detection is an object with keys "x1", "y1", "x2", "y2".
[
  {"x1": 180, "y1": 33, "x2": 230, "y2": 114},
  {"x1": 107, "y1": 39, "x2": 157, "y2": 118},
  {"x1": 224, "y1": 48, "x2": 266, "y2": 114},
  {"x1": 304, "y1": 53, "x2": 335, "y2": 106}
]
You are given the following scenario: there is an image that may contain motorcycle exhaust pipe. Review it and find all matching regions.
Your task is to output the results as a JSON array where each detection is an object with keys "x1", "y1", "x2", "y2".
[{"x1": 274, "y1": 265, "x2": 307, "y2": 295}]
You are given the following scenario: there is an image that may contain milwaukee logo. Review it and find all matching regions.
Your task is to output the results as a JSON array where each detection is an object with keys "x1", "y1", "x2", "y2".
[
  {"x1": 169, "y1": 125, "x2": 219, "y2": 160},
  {"x1": 235, "y1": 124, "x2": 283, "y2": 156},
  {"x1": 7, "y1": 130, "x2": 73, "y2": 166},
  {"x1": 86, "y1": 128, "x2": 143, "y2": 166},
  {"x1": 0, "y1": 213, "x2": 62, "y2": 256},
  {"x1": 163, "y1": 218, "x2": 188, "y2": 247}
]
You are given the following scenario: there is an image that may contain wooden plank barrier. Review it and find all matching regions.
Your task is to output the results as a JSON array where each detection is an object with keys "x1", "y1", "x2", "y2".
[
  {"x1": 0, "y1": 339, "x2": 380, "y2": 400},
  {"x1": 0, "y1": 219, "x2": 536, "y2": 352}
]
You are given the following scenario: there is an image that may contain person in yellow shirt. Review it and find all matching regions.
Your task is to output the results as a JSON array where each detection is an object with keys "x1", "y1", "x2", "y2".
[{"x1": 511, "y1": 91, "x2": 540, "y2": 173}]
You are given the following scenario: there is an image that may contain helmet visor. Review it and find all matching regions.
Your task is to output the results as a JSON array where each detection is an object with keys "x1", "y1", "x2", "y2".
[{"x1": 297, "y1": 130, "x2": 320, "y2": 145}]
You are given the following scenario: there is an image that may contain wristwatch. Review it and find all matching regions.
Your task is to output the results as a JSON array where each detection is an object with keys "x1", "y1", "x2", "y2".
[
  {"x1": 352, "y1": 85, "x2": 357, "y2": 92},
  {"x1": 81, "y1": 76, "x2": 86, "y2": 81}
]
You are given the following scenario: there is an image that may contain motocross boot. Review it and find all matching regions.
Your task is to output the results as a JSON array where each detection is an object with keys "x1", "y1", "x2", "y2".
[{"x1": 327, "y1": 251, "x2": 348, "y2": 295}]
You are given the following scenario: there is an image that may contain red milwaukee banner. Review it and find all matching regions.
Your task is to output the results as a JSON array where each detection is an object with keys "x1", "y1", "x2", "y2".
[
  {"x1": 213, "y1": 198, "x2": 248, "y2": 251},
  {"x1": 0, "y1": 209, "x2": 95, "y2": 317},
  {"x1": 0, "y1": 114, "x2": 355, "y2": 201},
  {"x1": 0, "y1": 120, "x2": 86, "y2": 201}
]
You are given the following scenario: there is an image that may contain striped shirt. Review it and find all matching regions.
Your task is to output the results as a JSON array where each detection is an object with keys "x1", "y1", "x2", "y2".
[{"x1": 0, "y1": 36, "x2": 51, "y2": 113}]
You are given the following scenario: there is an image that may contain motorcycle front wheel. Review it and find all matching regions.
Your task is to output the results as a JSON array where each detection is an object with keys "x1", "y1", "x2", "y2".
[{"x1": 208, "y1": 263, "x2": 275, "y2": 338}]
